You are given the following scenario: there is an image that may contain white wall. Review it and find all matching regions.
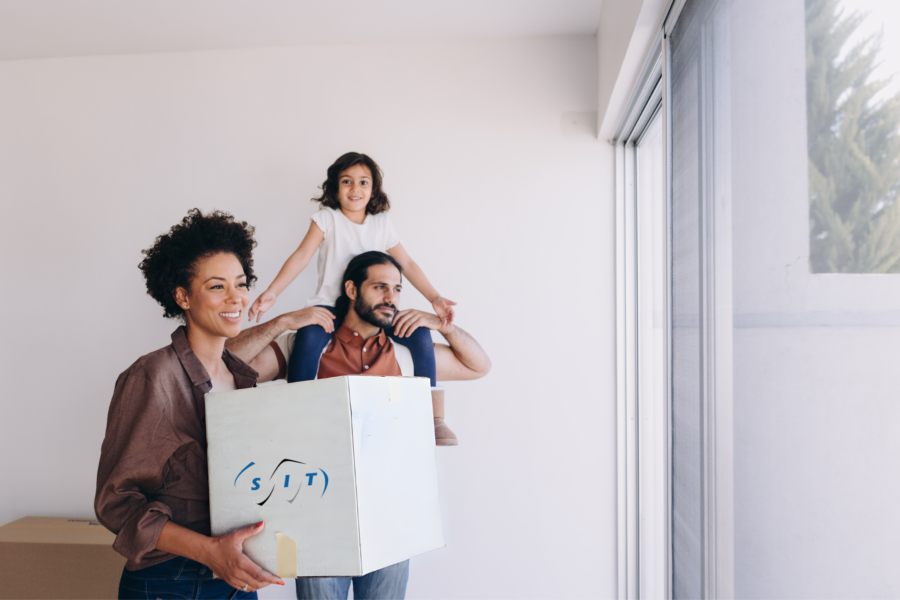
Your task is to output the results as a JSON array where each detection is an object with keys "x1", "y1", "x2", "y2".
[{"x1": 0, "y1": 37, "x2": 616, "y2": 599}]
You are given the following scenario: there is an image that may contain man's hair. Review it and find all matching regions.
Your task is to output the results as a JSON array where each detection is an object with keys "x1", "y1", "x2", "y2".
[
  {"x1": 311, "y1": 152, "x2": 391, "y2": 215},
  {"x1": 138, "y1": 208, "x2": 257, "y2": 319},
  {"x1": 334, "y1": 251, "x2": 403, "y2": 326}
]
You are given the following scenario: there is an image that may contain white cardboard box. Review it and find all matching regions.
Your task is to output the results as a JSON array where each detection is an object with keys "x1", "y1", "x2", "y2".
[{"x1": 206, "y1": 376, "x2": 444, "y2": 578}]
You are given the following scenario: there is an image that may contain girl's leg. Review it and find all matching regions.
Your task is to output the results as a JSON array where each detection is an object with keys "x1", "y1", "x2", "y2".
[
  {"x1": 387, "y1": 326, "x2": 458, "y2": 446},
  {"x1": 386, "y1": 326, "x2": 436, "y2": 386},
  {"x1": 287, "y1": 306, "x2": 337, "y2": 383}
]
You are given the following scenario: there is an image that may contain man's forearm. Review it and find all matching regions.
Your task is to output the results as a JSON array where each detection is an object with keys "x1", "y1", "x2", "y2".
[
  {"x1": 438, "y1": 324, "x2": 492, "y2": 379},
  {"x1": 225, "y1": 316, "x2": 290, "y2": 364}
]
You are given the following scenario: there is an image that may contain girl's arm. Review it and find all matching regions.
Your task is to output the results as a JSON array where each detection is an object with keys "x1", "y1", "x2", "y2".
[
  {"x1": 248, "y1": 222, "x2": 325, "y2": 322},
  {"x1": 387, "y1": 242, "x2": 457, "y2": 326}
]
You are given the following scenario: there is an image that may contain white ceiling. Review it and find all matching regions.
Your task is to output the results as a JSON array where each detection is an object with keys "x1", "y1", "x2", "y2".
[{"x1": 0, "y1": 0, "x2": 603, "y2": 61}]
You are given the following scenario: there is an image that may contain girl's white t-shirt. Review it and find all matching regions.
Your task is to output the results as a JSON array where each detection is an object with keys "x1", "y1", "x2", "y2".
[{"x1": 307, "y1": 207, "x2": 401, "y2": 307}]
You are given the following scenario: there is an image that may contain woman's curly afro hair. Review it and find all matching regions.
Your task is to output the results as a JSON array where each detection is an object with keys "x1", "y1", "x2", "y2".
[{"x1": 139, "y1": 208, "x2": 257, "y2": 319}]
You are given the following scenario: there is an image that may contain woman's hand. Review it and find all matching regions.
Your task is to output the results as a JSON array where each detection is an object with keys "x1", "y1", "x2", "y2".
[
  {"x1": 203, "y1": 521, "x2": 284, "y2": 593},
  {"x1": 248, "y1": 291, "x2": 277, "y2": 323},
  {"x1": 392, "y1": 309, "x2": 447, "y2": 338},
  {"x1": 431, "y1": 297, "x2": 457, "y2": 328}
]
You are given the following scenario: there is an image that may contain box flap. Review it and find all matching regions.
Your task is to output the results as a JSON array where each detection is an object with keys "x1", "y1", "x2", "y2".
[
  {"x1": 348, "y1": 376, "x2": 445, "y2": 574},
  {"x1": 0, "y1": 517, "x2": 115, "y2": 545}
]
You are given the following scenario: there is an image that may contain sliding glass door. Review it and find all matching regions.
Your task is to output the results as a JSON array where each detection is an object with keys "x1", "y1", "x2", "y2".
[{"x1": 664, "y1": 0, "x2": 900, "y2": 596}]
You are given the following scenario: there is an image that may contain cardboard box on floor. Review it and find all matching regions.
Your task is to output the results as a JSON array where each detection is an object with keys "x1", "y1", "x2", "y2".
[
  {"x1": 0, "y1": 517, "x2": 125, "y2": 599},
  {"x1": 206, "y1": 375, "x2": 445, "y2": 579}
]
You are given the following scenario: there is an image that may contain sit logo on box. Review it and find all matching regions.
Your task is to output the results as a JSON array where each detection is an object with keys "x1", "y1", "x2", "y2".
[{"x1": 233, "y1": 458, "x2": 330, "y2": 506}]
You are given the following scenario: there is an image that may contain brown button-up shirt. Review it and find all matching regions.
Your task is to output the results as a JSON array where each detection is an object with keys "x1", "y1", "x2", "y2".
[{"x1": 94, "y1": 327, "x2": 258, "y2": 570}]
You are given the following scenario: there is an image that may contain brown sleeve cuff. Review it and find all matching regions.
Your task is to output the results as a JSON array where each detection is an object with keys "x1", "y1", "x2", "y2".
[
  {"x1": 111, "y1": 501, "x2": 172, "y2": 564},
  {"x1": 270, "y1": 341, "x2": 287, "y2": 380}
]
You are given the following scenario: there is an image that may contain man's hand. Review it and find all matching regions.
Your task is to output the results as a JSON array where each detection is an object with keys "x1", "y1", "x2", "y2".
[
  {"x1": 392, "y1": 309, "x2": 447, "y2": 338},
  {"x1": 248, "y1": 291, "x2": 277, "y2": 323},
  {"x1": 280, "y1": 306, "x2": 336, "y2": 333}
]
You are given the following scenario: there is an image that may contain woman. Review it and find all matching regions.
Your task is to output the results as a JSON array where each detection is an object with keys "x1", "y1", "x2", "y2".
[{"x1": 94, "y1": 209, "x2": 334, "y2": 599}]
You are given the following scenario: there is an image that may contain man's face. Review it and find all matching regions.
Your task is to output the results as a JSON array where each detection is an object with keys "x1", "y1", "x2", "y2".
[{"x1": 352, "y1": 262, "x2": 402, "y2": 329}]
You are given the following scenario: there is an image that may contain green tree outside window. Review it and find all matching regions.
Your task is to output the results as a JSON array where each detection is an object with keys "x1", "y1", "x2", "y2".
[{"x1": 807, "y1": 0, "x2": 900, "y2": 272}]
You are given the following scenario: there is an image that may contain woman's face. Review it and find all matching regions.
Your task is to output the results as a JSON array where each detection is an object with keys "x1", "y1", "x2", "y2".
[{"x1": 176, "y1": 252, "x2": 249, "y2": 339}]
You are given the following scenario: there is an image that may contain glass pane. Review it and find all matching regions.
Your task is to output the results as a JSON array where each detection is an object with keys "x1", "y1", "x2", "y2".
[
  {"x1": 731, "y1": 0, "x2": 900, "y2": 595},
  {"x1": 667, "y1": 0, "x2": 900, "y2": 597},
  {"x1": 669, "y1": 1, "x2": 706, "y2": 593}
]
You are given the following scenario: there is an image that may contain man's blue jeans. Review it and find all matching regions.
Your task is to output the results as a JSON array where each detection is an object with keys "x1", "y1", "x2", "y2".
[
  {"x1": 118, "y1": 556, "x2": 257, "y2": 600},
  {"x1": 294, "y1": 560, "x2": 409, "y2": 600}
]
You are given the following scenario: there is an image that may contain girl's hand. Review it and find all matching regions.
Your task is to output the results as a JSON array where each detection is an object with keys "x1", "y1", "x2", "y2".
[
  {"x1": 431, "y1": 297, "x2": 457, "y2": 328},
  {"x1": 282, "y1": 306, "x2": 336, "y2": 334},
  {"x1": 205, "y1": 521, "x2": 284, "y2": 593},
  {"x1": 248, "y1": 291, "x2": 277, "y2": 323}
]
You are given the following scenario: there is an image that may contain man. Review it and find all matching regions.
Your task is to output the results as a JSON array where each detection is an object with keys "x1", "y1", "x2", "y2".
[{"x1": 225, "y1": 251, "x2": 490, "y2": 600}]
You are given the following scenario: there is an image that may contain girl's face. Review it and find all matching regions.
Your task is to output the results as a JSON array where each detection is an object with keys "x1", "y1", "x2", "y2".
[
  {"x1": 336, "y1": 164, "x2": 373, "y2": 215},
  {"x1": 176, "y1": 252, "x2": 250, "y2": 340}
]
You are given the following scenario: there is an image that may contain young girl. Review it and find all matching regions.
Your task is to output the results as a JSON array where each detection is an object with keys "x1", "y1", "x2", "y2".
[{"x1": 248, "y1": 152, "x2": 459, "y2": 445}]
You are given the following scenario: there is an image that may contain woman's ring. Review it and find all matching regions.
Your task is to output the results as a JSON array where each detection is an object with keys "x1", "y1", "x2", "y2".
[{"x1": 241, "y1": 585, "x2": 249, "y2": 592}]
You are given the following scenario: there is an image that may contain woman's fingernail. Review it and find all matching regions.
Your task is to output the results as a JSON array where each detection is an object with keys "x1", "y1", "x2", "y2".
[
  {"x1": 277, "y1": 581, "x2": 285, "y2": 586},
  {"x1": 256, "y1": 521, "x2": 264, "y2": 528}
]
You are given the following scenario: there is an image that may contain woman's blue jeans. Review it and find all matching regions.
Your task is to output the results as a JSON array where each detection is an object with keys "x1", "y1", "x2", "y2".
[
  {"x1": 287, "y1": 306, "x2": 437, "y2": 386},
  {"x1": 118, "y1": 557, "x2": 257, "y2": 600},
  {"x1": 295, "y1": 560, "x2": 409, "y2": 600}
]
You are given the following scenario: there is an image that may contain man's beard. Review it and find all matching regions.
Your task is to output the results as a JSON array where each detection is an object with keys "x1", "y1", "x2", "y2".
[{"x1": 354, "y1": 295, "x2": 396, "y2": 329}]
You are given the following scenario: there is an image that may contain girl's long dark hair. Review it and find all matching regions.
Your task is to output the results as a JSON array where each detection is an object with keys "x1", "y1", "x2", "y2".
[
  {"x1": 334, "y1": 251, "x2": 403, "y2": 327},
  {"x1": 312, "y1": 152, "x2": 391, "y2": 215}
]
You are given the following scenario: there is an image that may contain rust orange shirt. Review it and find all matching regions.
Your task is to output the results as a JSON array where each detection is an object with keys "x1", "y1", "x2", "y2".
[
  {"x1": 317, "y1": 324, "x2": 402, "y2": 379},
  {"x1": 271, "y1": 324, "x2": 402, "y2": 379}
]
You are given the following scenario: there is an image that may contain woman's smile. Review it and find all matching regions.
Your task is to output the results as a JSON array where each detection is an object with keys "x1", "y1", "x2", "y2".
[{"x1": 177, "y1": 252, "x2": 250, "y2": 339}]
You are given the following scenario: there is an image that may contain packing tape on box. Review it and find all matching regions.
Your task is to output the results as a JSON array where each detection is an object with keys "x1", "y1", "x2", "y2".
[
  {"x1": 388, "y1": 378, "x2": 403, "y2": 403},
  {"x1": 276, "y1": 532, "x2": 298, "y2": 578}
]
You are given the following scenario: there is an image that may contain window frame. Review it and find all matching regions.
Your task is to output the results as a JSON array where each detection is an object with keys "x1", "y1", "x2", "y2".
[
  {"x1": 614, "y1": 32, "x2": 668, "y2": 600},
  {"x1": 614, "y1": 0, "x2": 736, "y2": 597}
]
